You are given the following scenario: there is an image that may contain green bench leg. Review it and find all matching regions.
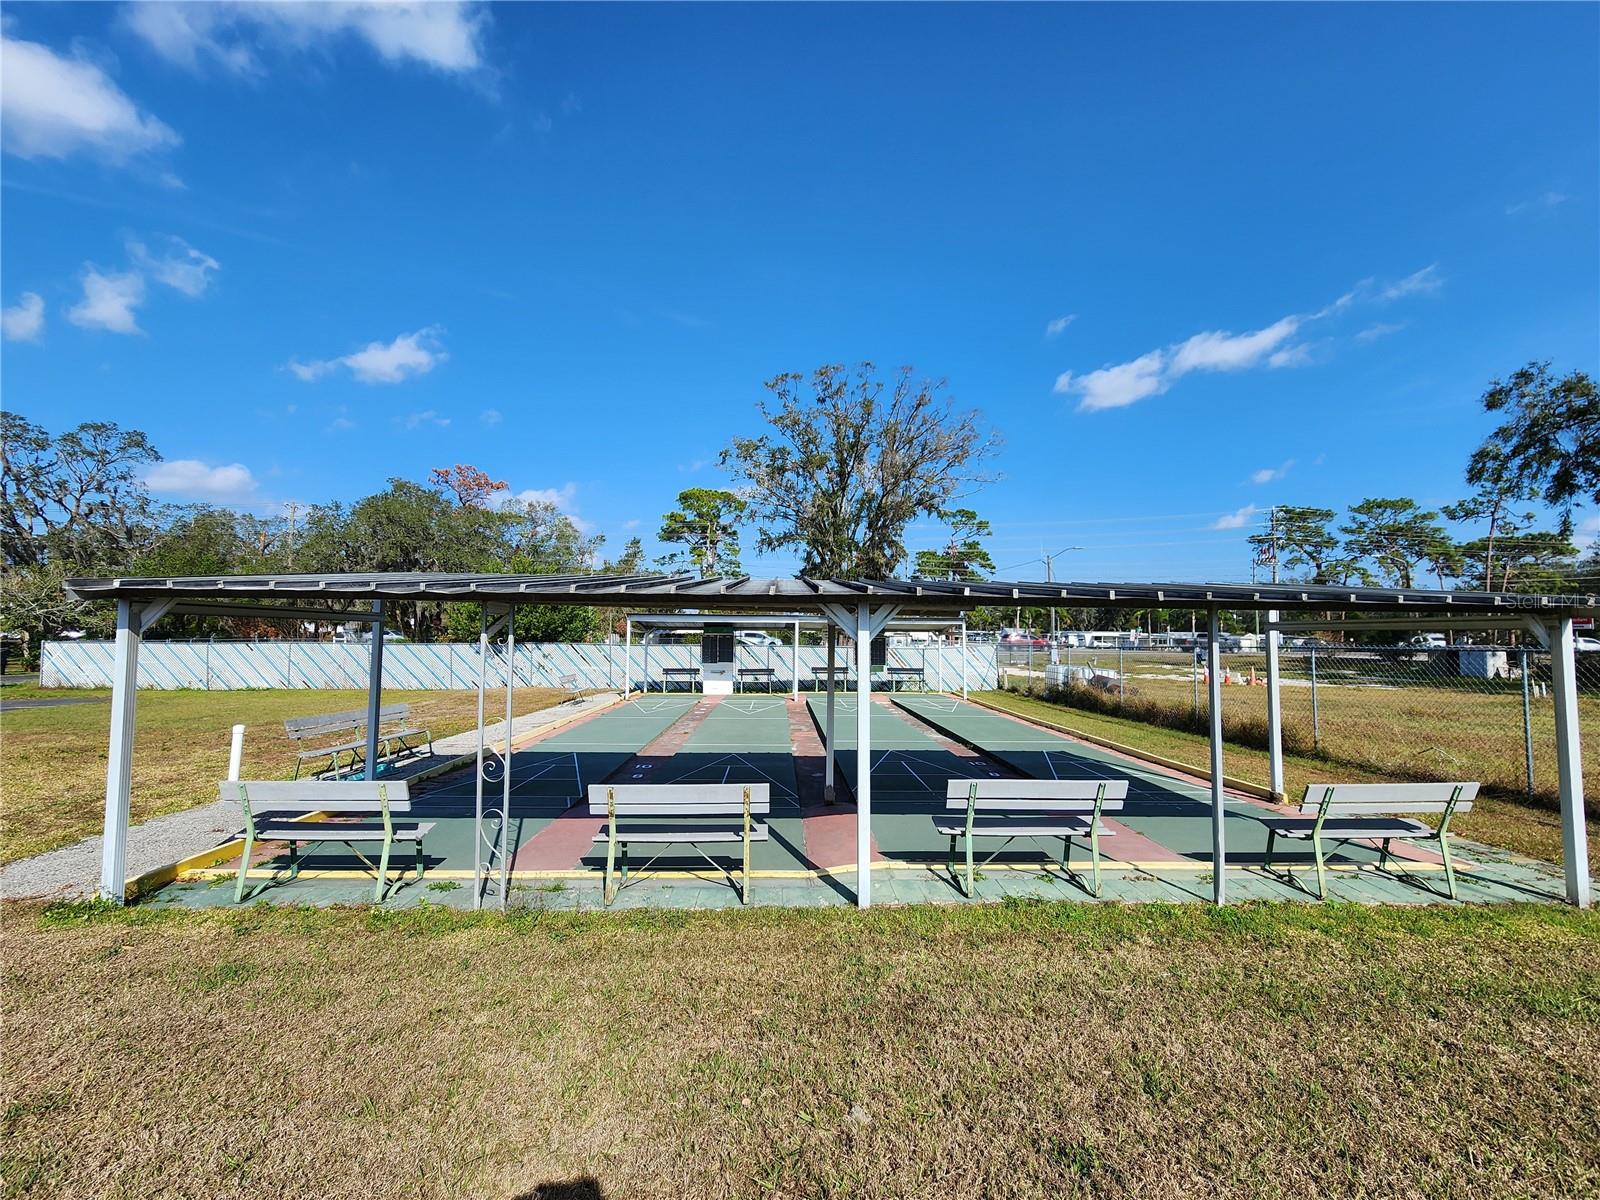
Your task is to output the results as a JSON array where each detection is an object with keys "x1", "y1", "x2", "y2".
[
  {"x1": 1089, "y1": 824, "x2": 1102, "y2": 898},
  {"x1": 947, "y1": 834, "x2": 959, "y2": 887},
  {"x1": 620, "y1": 842, "x2": 629, "y2": 884},
  {"x1": 287, "y1": 840, "x2": 300, "y2": 881},
  {"x1": 742, "y1": 830, "x2": 752, "y2": 905},
  {"x1": 603, "y1": 833, "x2": 618, "y2": 906},
  {"x1": 415, "y1": 839, "x2": 425, "y2": 882},
  {"x1": 963, "y1": 832, "x2": 975, "y2": 897},
  {"x1": 1312, "y1": 835, "x2": 1328, "y2": 900},
  {"x1": 233, "y1": 829, "x2": 255, "y2": 904},
  {"x1": 1263, "y1": 829, "x2": 1276, "y2": 873},
  {"x1": 1439, "y1": 833, "x2": 1458, "y2": 900},
  {"x1": 373, "y1": 838, "x2": 392, "y2": 905}
]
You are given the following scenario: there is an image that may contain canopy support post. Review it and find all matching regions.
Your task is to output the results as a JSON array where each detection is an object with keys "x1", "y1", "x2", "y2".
[
  {"x1": 1546, "y1": 615, "x2": 1592, "y2": 907},
  {"x1": 362, "y1": 600, "x2": 385, "y2": 781},
  {"x1": 499, "y1": 607, "x2": 516, "y2": 911},
  {"x1": 1206, "y1": 605, "x2": 1227, "y2": 905},
  {"x1": 824, "y1": 624, "x2": 837, "y2": 802},
  {"x1": 1265, "y1": 608, "x2": 1284, "y2": 801},
  {"x1": 98, "y1": 599, "x2": 143, "y2": 902},
  {"x1": 473, "y1": 606, "x2": 488, "y2": 909},
  {"x1": 624, "y1": 616, "x2": 632, "y2": 699},
  {"x1": 960, "y1": 619, "x2": 969, "y2": 700},
  {"x1": 792, "y1": 620, "x2": 801, "y2": 700}
]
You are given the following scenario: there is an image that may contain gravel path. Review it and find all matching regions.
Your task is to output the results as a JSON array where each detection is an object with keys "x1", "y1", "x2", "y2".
[{"x1": 0, "y1": 693, "x2": 619, "y2": 900}]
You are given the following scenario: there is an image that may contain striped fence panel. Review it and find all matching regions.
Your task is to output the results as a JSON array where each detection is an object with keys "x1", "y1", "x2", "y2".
[{"x1": 40, "y1": 639, "x2": 1000, "y2": 692}]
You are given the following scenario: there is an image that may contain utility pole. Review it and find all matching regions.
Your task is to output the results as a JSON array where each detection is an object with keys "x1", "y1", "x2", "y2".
[
  {"x1": 284, "y1": 501, "x2": 301, "y2": 569},
  {"x1": 1042, "y1": 545, "x2": 1083, "y2": 665}
]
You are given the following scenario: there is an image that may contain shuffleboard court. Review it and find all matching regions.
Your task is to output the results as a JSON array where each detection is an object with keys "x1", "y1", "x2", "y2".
[{"x1": 892, "y1": 694, "x2": 1444, "y2": 873}]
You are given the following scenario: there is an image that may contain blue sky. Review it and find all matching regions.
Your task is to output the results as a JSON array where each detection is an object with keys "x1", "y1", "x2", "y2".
[{"x1": 3, "y1": 2, "x2": 1597, "y2": 581}]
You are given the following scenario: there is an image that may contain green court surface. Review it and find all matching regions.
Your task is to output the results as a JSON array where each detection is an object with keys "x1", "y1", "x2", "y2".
[{"x1": 145, "y1": 692, "x2": 1571, "y2": 912}]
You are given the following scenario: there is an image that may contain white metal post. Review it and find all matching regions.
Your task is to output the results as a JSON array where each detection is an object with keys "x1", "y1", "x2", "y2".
[
  {"x1": 792, "y1": 620, "x2": 800, "y2": 700},
  {"x1": 1264, "y1": 608, "x2": 1284, "y2": 801},
  {"x1": 98, "y1": 599, "x2": 142, "y2": 902},
  {"x1": 1548, "y1": 616, "x2": 1592, "y2": 907},
  {"x1": 854, "y1": 603, "x2": 873, "y2": 908},
  {"x1": 500, "y1": 608, "x2": 516, "y2": 911},
  {"x1": 363, "y1": 600, "x2": 385, "y2": 780},
  {"x1": 227, "y1": 724, "x2": 245, "y2": 782},
  {"x1": 1206, "y1": 605, "x2": 1227, "y2": 905},
  {"x1": 474, "y1": 606, "x2": 488, "y2": 910},
  {"x1": 960, "y1": 619, "x2": 969, "y2": 700},
  {"x1": 624, "y1": 616, "x2": 632, "y2": 698},
  {"x1": 824, "y1": 624, "x2": 837, "y2": 802}
]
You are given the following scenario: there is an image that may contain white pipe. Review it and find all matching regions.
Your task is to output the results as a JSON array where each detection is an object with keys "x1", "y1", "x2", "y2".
[
  {"x1": 624, "y1": 616, "x2": 632, "y2": 699},
  {"x1": 226, "y1": 724, "x2": 245, "y2": 782},
  {"x1": 960, "y1": 619, "x2": 969, "y2": 700},
  {"x1": 474, "y1": 606, "x2": 488, "y2": 910},
  {"x1": 500, "y1": 608, "x2": 515, "y2": 911},
  {"x1": 792, "y1": 620, "x2": 800, "y2": 700}
]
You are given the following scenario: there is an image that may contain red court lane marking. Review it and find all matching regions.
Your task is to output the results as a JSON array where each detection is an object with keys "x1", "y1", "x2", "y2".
[
  {"x1": 793, "y1": 695, "x2": 886, "y2": 867},
  {"x1": 510, "y1": 696, "x2": 725, "y2": 871}
]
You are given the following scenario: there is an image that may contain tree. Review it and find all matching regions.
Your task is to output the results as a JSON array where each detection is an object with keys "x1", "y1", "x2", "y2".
[
  {"x1": 429, "y1": 464, "x2": 508, "y2": 508},
  {"x1": 657, "y1": 488, "x2": 746, "y2": 574},
  {"x1": 1245, "y1": 506, "x2": 1361, "y2": 584},
  {"x1": 913, "y1": 508, "x2": 995, "y2": 580},
  {"x1": 1442, "y1": 446, "x2": 1537, "y2": 591},
  {"x1": 721, "y1": 363, "x2": 998, "y2": 577},
  {"x1": 1468, "y1": 362, "x2": 1599, "y2": 528},
  {"x1": 1, "y1": 413, "x2": 162, "y2": 569},
  {"x1": 1341, "y1": 498, "x2": 1447, "y2": 588}
]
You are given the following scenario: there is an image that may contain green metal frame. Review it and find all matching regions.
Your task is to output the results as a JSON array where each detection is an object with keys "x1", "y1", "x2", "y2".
[
  {"x1": 1263, "y1": 784, "x2": 1466, "y2": 900},
  {"x1": 948, "y1": 781, "x2": 1109, "y2": 898},
  {"x1": 603, "y1": 785, "x2": 755, "y2": 906},
  {"x1": 233, "y1": 782, "x2": 425, "y2": 905}
]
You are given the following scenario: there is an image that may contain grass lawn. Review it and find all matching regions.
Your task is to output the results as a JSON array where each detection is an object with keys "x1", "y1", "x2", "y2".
[
  {"x1": 0, "y1": 687, "x2": 565, "y2": 866},
  {"x1": 2, "y1": 900, "x2": 1596, "y2": 1198},
  {"x1": 973, "y1": 690, "x2": 1600, "y2": 876}
]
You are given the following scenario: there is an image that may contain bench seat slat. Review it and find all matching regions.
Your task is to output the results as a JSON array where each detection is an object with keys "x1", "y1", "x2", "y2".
[
  {"x1": 1294, "y1": 800, "x2": 1472, "y2": 816},
  {"x1": 932, "y1": 816, "x2": 1114, "y2": 838},
  {"x1": 594, "y1": 822, "x2": 769, "y2": 844},
  {"x1": 256, "y1": 821, "x2": 435, "y2": 842},
  {"x1": 945, "y1": 779, "x2": 1130, "y2": 802},
  {"x1": 1264, "y1": 817, "x2": 1433, "y2": 840}
]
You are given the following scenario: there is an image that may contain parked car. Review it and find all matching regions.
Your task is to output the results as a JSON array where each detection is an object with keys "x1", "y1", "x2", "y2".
[
  {"x1": 1408, "y1": 634, "x2": 1447, "y2": 649},
  {"x1": 1575, "y1": 636, "x2": 1600, "y2": 653},
  {"x1": 734, "y1": 630, "x2": 781, "y2": 648}
]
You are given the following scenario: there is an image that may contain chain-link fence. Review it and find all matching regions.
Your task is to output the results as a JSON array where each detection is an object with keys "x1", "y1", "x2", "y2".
[{"x1": 997, "y1": 643, "x2": 1599, "y2": 806}]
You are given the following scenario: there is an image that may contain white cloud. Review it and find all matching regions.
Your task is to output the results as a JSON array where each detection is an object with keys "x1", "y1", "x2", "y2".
[
  {"x1": 1, "y1": 33, "x2": 179, "y2": 163},
  {"x1": 497, "y1": 482, "x2": 591, "y2": 531},
  {"x1": 289, "y1": 327, "x2": 447, "y2": 385},
  {"x1": 144, "y1": 459, "x2": 258, "y2": 501},
  {"x1": 479, "y1": 408, "x2": 502, "y2": 426},
  {"x1": 1380, "y1": 264, "x2": 1441, "y2": 301},
  {"x1": 326, "y1": 415, "x2": 356, "y2": 433},
  {"x1": 1249, "y1": 459, "x2": 1294, "y2": 486},
  {"x1": 2, "y1": 292, "x2": 45, "y2": 342},
  {"x1": 400, "y1": 410, "x2": 450, "y2": 430},
  {"x1": 128, "y1": 234, "x2": 219, "y2": 297},
  {"x1": 1044, "y1": 314, "x2": 1076, "y2": 339},
  {"x1": 1212, "y1": 504, "x2": 1260, "y2": 531},
  {"x1": 1355, "y1": 321, "x2": 1405, "y2": 343},
  {"x1": 123, "y1": 2, "x2": 489, "y2": 75},
  {"x1": 1060, "y1": 269, "x2": 1442, "y2": 413},
  {"x1": 1506, "y1": 191, "x2": 1568, "y2": 217},
  {"x1": 1575, "y1": 516, "x2": 1600, "y2": 554},
  {"x1": 68, "y1": 268, "x2": 146, "y2": 334},
  {"x1": 1054, "y1": 350, "x2": 1167, "y2": 412},
  {"x1": 1169, "y1": 316, "x2": 1302, "y2": 377},
  {"x1": 622, "y1": 518, "x2": 641, "y2": 530}
]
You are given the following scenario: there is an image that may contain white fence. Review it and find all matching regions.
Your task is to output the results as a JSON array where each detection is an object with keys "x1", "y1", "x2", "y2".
[{"x1": 41, "y1": 639, "x2": 999, "y2": 692}]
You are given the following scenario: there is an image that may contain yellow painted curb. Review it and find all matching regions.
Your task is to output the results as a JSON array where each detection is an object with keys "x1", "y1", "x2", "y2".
[{"x1": 962, "y1": 694, "x2": 1283, "y2": 802}]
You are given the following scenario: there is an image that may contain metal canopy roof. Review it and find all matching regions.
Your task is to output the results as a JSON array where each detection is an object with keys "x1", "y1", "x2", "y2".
[
  {"x1": 62, "y1": 570, "x2": 1599, "y2": 614},
  {"x1": 624, "y1": 613, "x2": 966, "y2": 630}
]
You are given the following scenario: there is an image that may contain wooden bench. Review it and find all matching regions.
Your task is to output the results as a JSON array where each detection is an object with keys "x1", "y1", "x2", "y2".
[
  {"x1": 936, "y1": 778, "x2": 1128, "y2": 897},
  {"x1": 810, "y1": 665, "x2": 850, "y2": 688},
  {"x1": 1261, "y1": 781, "x2": 1478, "y2": 899},
  {"x1": 883, "y1": 665, "x2": 925, "y2": 691},
  {"x1": 589, "y1": 783, "x2": 769, "y2": 905},
  {"x1": 557, "y1": 672, "x2": 584, "y2": 702},
  {"x1": 282, "y1": 704, "x2": 433, "y2": 779},
  {"x1": 660, "y1": 666, "x2": 702, "y2": 691},
  {"x1": 222, "y1": 780, "x2": 435, "y2": 904},
  {"x1": 737, "y1": 667, "x2": 779, "y2": 693}
]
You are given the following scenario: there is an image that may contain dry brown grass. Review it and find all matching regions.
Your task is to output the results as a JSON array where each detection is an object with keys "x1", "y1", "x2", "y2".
[
  {"x1": 3, "y1": 901, "x2": 1598, "y2": 1199},
  {"x1": 0, "y1": 688, "x2": 564, "y2": 865},
  {"x1": 979, "y1": 690, "x2": 1600, "y2": 876}
]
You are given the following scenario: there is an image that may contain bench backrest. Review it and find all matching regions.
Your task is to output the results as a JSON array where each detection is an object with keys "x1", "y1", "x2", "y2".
[
  {"x1": 1297, "y1": 781, "x2": 1477, "y2": 816},
  {"x1": 283, "y1": 704, "x2": 411, "y2": 740},
  {"x1": 220, "y1": 779, "x2": 413, "y2": 813},
  {"x1": 588, "y1": 783, "x2": 771, "y2": 817},
  {"x1": 558, "y1": 673, "x2": 580, "y2": 689},
  {"x1": 944, "y1": 778, "x2": 1128, "y2": 812}
]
